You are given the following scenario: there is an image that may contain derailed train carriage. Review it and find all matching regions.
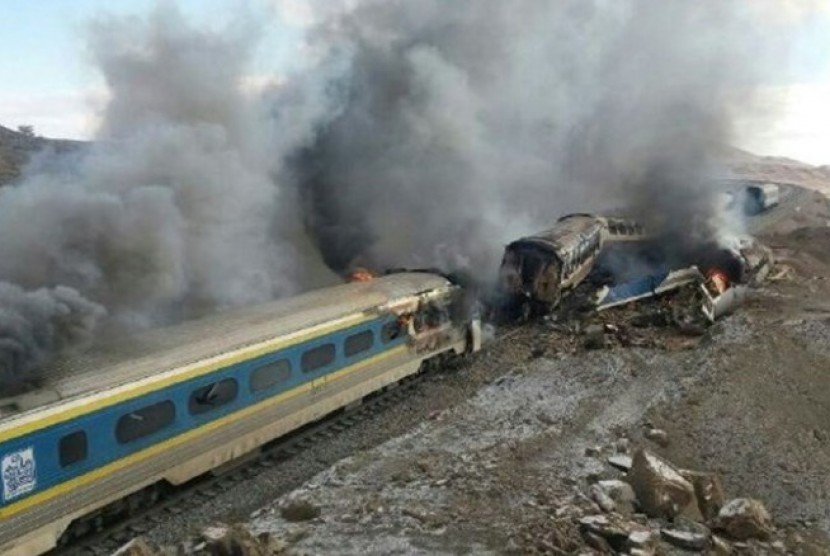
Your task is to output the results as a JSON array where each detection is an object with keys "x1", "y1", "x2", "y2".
[
  {"x1": 497, "y1": 214, "x2": 651, "y2": 318},
  {"x1": 0, "y1": 271, "x2": 481, "y2": 555},
  {"x1": 497, "y1": 214, "x2": 606, "y2": 317}
]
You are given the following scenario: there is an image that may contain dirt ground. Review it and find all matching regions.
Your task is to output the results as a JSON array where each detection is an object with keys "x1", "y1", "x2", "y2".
[
  {"x1": 130, "y1": 169, "x2": 830, "y2": 555},
  {"x1": 188, "y1": 212, "x2": 826, "y2": 554}
]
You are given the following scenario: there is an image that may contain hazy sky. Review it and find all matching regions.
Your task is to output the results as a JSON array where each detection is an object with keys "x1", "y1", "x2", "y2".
[{"x1": 0, "y1": 0, "x2": 828, "y2": 164}]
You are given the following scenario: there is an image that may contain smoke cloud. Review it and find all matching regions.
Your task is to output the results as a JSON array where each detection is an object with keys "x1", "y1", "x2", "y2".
[
  {"x1": 0, "y1": 284, "x2": 104, "y2": 392},
  {"x1": 294, "y1": 0, "x2": 775, "y2": 275},
  {"x1": 0, "y1": 4, "x2": 336, "y2": 389},
  {"x1": 0, "y1": 1, "x2": 797, "y2": 389}
]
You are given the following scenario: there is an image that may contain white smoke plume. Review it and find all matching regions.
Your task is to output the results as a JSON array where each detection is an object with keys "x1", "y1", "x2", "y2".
[
  {"x1": 293, "y1": 0, "x2": 781, "y2": 275},
  {"x1": 0, "y1": 4, "x2": 336, "y2": 389},
  {"x1": 0, "y1": 1, "x2": 803, "y2": 389}
]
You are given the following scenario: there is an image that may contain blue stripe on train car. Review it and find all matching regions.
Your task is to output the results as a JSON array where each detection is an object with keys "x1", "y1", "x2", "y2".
[
  {"x1": 596, "y1": 269, "x2": 671, "y2": 308},
  {"x1": 0, "y1": 316, "x2": 405, "y2": 508}
]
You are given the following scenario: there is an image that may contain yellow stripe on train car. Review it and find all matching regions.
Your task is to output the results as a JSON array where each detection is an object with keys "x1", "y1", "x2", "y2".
[
  {"x1": 0, "y1": 313, "x2": 374, "y2": 444},
  {"x1": 0, "y1": 344, "x2": 407, "y2": 519}
]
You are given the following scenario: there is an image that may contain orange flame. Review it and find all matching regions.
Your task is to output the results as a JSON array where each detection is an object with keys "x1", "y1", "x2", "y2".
[
  {"x1": 705, "y1": 268, "x2": 730, "y2": 295},
  {"x1": 349, "y1": 268, "x2": 376, "y2": 282}
]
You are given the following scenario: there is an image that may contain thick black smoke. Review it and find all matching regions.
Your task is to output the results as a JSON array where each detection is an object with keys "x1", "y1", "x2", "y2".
[
  {"x1": 0, "y1": 1, "x2": 801, "y2": 390},
  {"x1": 294, "y1": 0, "x2": 771, "y2": 275},
  {"x1": 0, "y1": 284, "x2": 104, "y2": 392}
]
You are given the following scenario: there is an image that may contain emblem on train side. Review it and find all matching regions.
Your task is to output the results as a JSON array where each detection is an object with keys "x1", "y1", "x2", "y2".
[{"x1": 2, "y1": 447, "x2": 37, "y2": 502}]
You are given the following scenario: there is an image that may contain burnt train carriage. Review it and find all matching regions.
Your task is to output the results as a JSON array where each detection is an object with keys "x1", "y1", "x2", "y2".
[
  {"x1": 0, "y1": 272, "x2": 481, "y2": 555},
  {"x1": 498, "y1": 214, "x2": 605, "y2": 315}
]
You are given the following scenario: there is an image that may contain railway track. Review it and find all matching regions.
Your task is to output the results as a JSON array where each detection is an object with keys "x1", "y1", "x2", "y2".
[{"x1": 54, "y1": 327, "x2": 523, "y2": 555}]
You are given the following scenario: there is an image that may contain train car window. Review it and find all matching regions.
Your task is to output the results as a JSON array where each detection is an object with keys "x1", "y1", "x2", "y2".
[
  {"x1": 344, "y1": 330, "x2": 374, "y2": 357},
  {"x1": 116, "y1": 400, "x2": 176, "y2": 444},
  {"x1": 189, "y1": 378, "x2": 239, "y2": 415},
  {"x1": 381, "y1": 321, "x2": 403, "y2": 343},
  {"x1": 59, "y1": 430, "x2": 87, "y2": 467},
  {"x1": 301, "y1": 344, "x2": 336, "y2": 373},
  {"x1": 250, "y1": 359, "x2": 291, "y2": 392}
]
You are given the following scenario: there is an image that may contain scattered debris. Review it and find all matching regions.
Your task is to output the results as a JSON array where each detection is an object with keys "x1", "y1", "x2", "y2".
[{"x1": 595, "y1": 266, "x2": 701, "y2": 311}]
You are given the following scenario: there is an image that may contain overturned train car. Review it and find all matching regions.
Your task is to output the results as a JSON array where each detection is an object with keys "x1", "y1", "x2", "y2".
[{"x1": 497, "y1": 214, "x2": 607, "y2": 317}]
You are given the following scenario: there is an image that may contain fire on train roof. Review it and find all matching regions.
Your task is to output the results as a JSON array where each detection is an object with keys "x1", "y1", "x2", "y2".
[{"x1": 0, "y1": 272, "x2": 453, "y2": 420}]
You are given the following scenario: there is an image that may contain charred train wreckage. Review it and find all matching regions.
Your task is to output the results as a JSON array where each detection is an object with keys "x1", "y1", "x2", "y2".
[{"x1": 497, "y1": 213, "x2": 773, "y2": 325}]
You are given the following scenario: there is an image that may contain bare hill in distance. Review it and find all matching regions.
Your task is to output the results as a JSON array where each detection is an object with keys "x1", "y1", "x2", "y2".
[
  {"x1": 0, "y1": 124, "x2": 85, "y2": 185},
  {"x1": 725, "y1": 145, "x2": 830, "y2": 197},
  {"x1": 2, "y1": 124, "x2": 826, "y2": 195}
]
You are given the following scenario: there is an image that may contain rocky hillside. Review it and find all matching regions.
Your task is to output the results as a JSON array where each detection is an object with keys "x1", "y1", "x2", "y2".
[
  {"x1": 0, "y1": 124, "x2": 84, "y2": 185},
  {"x1": 725, "y1": 146, "x2": 830, "y2": 197}
]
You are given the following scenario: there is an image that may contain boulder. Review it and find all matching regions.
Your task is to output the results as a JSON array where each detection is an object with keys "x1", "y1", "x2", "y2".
[
  {"x1": 607, "y1": 454, "x2": 633, "y2": 472},
  {"x1": 593, "y1": 480, "x2": 637, "y2": 516},
  {"x1": 660, "y1": 528, "x2": 709, "y2": 551},
  {"x1": 644, "y1": 428, "x2": 670, "y2": 447},
  {"x1": 626, "y1": 530, "x2": 659, "y2": 554},
  {"x1": 713, "y1": 498, "x2": 774, "y2": 541},
  {"x1": 579, "y1": 514, "x2": 648, "y2": 552},
  {"x1": 680, "y1": 469, "x2": 725, "y2": 520},
  {"x1": 711, "y1": 535, "x2": 733, "y2": 555},
  {"x1": 627, "y1": 449, "x2": 695, "y2": 519},
  {"x1": 590, "y1": 483, "x2": 616, "y2": 512},
  {"x1": 199, "y1": 524, "x2": 276, "y2": 556}
]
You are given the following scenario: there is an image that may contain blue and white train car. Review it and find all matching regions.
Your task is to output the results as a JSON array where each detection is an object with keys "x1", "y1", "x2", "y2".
[{"x1": 0, "y1": 272, "x2": 481, "y2": 555}]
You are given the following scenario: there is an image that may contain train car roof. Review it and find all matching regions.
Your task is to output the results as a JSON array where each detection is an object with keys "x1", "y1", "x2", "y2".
[
  {"x1": 2, "y1": 272, "x2": 452, "y2": 414},
  {"x1": 507, "y1": 214, "x2": 604, "y2": 255}
]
